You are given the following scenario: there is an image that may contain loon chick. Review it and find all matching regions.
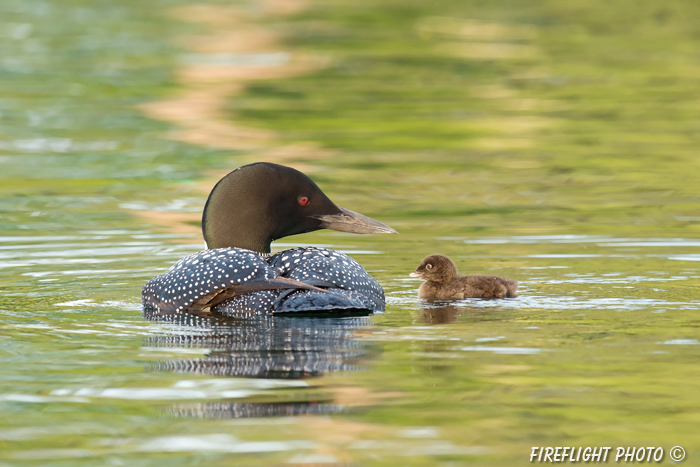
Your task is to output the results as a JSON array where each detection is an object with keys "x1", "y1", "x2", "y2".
[
  {"x1": 142, "y1": 162, "x2": 397, "y2": 315},
  {"x1": 409, "y1": 254, "x2": 517, "y2": 299}
]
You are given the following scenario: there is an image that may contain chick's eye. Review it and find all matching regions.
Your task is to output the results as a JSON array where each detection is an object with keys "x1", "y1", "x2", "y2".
[
  {"x1": 298, "y1": 196, "x2": 309, "y2": 206},
  {"x1": 426, "y1": 264, "x2": 433, "y2": 269}
]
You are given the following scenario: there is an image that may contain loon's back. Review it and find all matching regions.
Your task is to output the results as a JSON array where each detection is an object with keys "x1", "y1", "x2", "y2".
[{"x1": 142, "y1": 247, "x2": 384, "y2": 315}]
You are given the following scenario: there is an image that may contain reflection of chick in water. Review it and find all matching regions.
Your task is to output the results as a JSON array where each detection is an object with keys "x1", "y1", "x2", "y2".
[
  {"x1": 420, "y1": 304, "x2": 460, "y2": 324},
  {"x1": 410, "y1": 254, "x2": 517, "y2": 299}
]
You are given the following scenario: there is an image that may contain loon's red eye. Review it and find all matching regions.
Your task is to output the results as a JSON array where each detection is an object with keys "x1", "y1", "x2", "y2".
[{"x1": 298, "y1": 196, "x2": 309, "y2": 206}]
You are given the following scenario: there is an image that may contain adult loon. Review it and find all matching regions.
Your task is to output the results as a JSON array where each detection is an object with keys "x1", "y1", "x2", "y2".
[{"x1": 142, "y1": 162, "x2": 397, "y2": 315}]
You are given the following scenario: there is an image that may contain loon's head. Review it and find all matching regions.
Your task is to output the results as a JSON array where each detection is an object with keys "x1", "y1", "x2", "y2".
[{"x1": 202, "y1": 162, "x2": 397, "y2": 253}]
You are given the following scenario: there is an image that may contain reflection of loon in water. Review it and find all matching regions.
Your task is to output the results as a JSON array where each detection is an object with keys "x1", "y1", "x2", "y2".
[{"x1": 143, "y1": 310, "x2": 374, "y2": 417}]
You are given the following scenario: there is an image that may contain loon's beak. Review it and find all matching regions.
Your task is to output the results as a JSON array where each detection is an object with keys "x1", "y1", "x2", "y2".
[
  {"x1": 314, "y1": 206, "x2": 398, "y2": 234},
  {"x1": 409, "y1": 271, "x2": 421, "y2": 278}
]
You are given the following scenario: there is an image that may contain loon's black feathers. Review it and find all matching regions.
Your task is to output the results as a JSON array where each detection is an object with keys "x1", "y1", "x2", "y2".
[
  {"x1": 143, "y1": 247, "x2": 384, "y2": 315},
  {"x1": 142, "y1": 163, "x2": 395, "y2": 316},
  {"x1": 143, "y1": 248, "x2": 273, "y2": 313}
]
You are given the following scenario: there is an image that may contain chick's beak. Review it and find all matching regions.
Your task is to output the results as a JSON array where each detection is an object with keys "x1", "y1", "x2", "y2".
[{"x1": 409, "y1": 270, "x2": 421, "y2": 278}]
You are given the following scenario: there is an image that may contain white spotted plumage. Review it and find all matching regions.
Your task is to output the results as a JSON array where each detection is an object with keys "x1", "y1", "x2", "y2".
[{"x1": 142, "y1": 247, "x2": 384, "y2": 315}]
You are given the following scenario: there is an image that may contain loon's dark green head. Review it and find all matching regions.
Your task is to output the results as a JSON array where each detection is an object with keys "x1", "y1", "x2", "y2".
[{"x1": 202, "y1": 162, "x2": 397, "y2": 254}]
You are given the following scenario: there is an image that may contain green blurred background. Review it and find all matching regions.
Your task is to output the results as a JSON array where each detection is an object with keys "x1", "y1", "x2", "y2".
[{"x1": 1, "y1": 0, "x2": 700, "y2": 465}]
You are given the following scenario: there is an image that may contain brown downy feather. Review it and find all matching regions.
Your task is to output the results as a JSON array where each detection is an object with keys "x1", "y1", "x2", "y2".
[{"x1": 410, "y1": 254, "x2": 517, "y2": 300}]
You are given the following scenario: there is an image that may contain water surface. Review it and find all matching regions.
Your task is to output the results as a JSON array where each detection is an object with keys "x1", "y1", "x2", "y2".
[{"x1": 2, "y1": 0, "x2": 700, "y2": 465}]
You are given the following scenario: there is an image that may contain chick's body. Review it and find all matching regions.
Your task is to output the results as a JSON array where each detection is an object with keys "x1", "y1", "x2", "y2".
[{"x1": 410, "y1": 254, "x2": 517, "y2": 300}]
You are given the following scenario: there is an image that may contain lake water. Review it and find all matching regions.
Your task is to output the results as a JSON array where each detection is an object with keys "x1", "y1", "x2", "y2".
[{"x1": 2, "y1": 0, "x2": 700, "y2": 465}]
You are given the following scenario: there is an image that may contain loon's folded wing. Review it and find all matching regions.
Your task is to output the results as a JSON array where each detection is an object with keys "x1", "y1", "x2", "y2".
[{"x1": 142, "y1": 248, "x2": 330, "y2": 313}]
